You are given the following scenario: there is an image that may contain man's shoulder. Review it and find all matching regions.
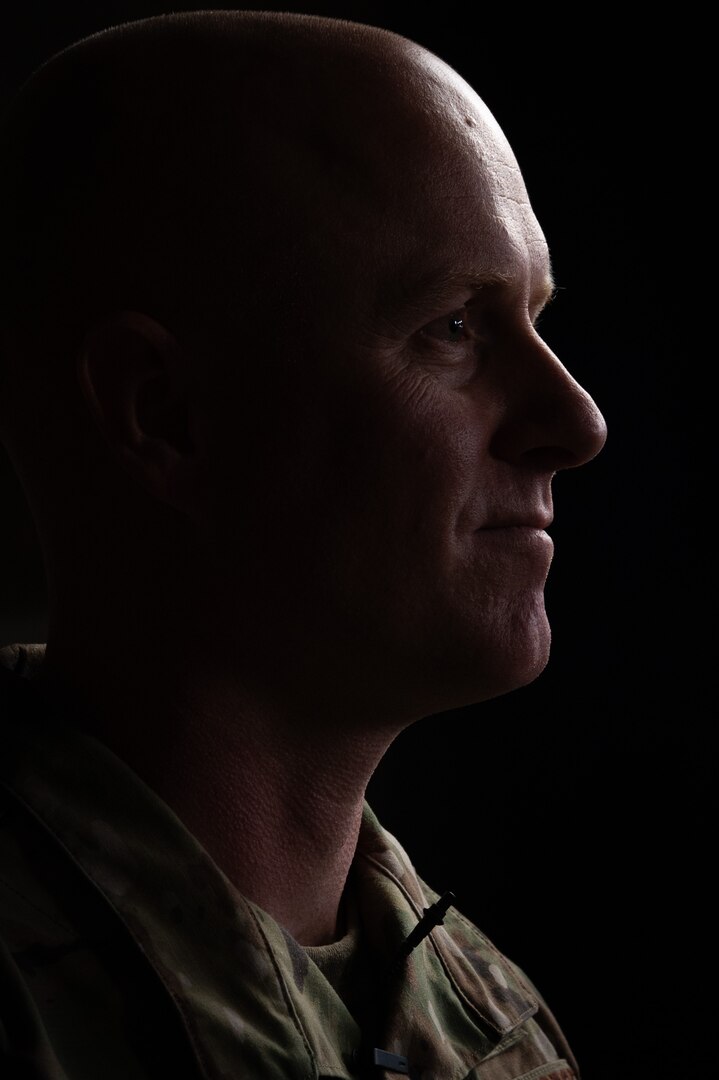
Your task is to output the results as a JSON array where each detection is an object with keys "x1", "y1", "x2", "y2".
[{"x1": 357, "y1": 806, "x2": 581, "y2": 1078}]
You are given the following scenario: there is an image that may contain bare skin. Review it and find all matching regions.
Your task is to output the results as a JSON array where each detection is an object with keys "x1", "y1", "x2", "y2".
[{"x1": 3, "y1": 14, "x2": 607, "y2": 945}]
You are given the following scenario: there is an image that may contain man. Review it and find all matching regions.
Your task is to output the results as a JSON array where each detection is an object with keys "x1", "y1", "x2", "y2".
[{"x1": 0, "y1": 10, "x2": 606, "y2": 1079}]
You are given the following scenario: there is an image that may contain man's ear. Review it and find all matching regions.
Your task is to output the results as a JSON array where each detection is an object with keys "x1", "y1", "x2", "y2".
[{"x1": 76, "y1": 310, "x2": 203, "y2": 515}]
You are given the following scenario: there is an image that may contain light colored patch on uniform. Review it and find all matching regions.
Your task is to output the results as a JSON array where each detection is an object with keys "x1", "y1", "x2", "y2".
[
  {"x1": 528, "y1": 1019, "x2": 558, "y2": 1059},
  {"x1": 377, "y1": 825, "x2": 415, "y2": 876},
  {"x1": 488, "y1": 962, "x2": 509, "y2": 988},
  {"x1": 235, "y1": 937, "x2": 275, "y2": 987},
  {"x1": 433, "y1": 926, "x2": 463, "y2": 958},
  {"x1": 177, "y1": 972, "x2": 193, "y2": 992},
  {"x1": 486, "y1": 999, "x2": 511, "y2": 1030},
  {"x1": 427, "y1": 1000, "x2": 446, "y2": 1042},
  {"x1": 221, "y1": 1004, "x2": 246, "y2": 1039},
  {"x1": 378, "y1": 849, "x2": 405, "y2": 878},
  {"x1": 391, "y1": 840, "x2": 416, "y2": 876},
  {"x1": 307, "y1": 1024, "x2": 345, "y2": 1071}
]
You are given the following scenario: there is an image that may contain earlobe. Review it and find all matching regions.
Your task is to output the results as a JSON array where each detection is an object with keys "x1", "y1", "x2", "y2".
[{"x1": 76, "y1": 310, "x2": 201, "y2": 515}]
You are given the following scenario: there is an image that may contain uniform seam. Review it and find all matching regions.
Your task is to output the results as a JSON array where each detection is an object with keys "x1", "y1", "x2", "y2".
[
  {"x1": 243, "y1": 900, "x2": 318, "y2": 1080},
  {"x1": 514, "y1": 1059, "x2": 572, "y2": 1080}
]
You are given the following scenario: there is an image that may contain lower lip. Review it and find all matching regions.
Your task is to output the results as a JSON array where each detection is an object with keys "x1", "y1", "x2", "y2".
[{"x1": 476, "y1": 526, "x2": 554, "y2": 550}]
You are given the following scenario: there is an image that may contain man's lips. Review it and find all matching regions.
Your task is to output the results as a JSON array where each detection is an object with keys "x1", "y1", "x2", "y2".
[
  {"x1": 476, "y1": 525, "x2": 553, "y2": 543},
  {"x1": 477, "y1": 514, "x2": 553, "y2": 531},
  {"x1": 473, "y1": 517, "x2": 554, "y2": 558}
]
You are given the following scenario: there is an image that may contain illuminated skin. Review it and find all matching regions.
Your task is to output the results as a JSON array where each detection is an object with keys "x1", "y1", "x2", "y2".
[
  {"x1": 189, "y1": 40, "x2": 607, "y2": 722},
  {"x1": 22, "y1": 15, "x2": 606, "y2": 944}
]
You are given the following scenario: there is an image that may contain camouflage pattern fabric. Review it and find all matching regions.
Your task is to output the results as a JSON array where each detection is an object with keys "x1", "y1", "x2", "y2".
[{"x1": 0, "y1": 644, "x2": 580, "y2": 1079}]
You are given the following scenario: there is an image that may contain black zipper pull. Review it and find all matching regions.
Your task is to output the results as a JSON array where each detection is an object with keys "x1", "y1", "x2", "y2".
[{"x1": 389, "y1": 890, "x2": 456, "y2": 976}]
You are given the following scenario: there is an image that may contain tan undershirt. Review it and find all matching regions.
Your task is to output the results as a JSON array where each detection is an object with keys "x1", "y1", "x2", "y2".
[{"x1": 302, "y1": 879, "x2": 380, "y2": 1038}]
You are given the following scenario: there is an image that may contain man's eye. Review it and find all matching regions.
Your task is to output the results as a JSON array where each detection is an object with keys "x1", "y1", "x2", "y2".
[{"x1": 420, "y1": 309, "x2": 470, "y2": 344}]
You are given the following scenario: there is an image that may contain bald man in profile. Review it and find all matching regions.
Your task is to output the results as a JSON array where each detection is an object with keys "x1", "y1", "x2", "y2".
[{"x1": 0, "y1": 10, "x2": 606, "y2": 1079}]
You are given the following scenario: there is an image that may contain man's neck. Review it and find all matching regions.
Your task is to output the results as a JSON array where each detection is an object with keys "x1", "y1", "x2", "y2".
[{"x1": 35, "y1": 635, "x2": 398, "y2": 946}]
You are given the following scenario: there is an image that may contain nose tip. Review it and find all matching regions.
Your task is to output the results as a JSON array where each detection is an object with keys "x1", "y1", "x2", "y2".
[
  {"x1": 491, "y1": 335, "x2": 608, "y2": 472},
  {"x1": 563, "y1": 382, "x2": 608, "y2": 469},
  {"x1": 524, "y1": 334, "x2": 608, "y2": 471}
]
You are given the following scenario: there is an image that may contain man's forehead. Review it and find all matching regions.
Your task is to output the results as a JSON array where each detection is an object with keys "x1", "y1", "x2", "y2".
[
  {"x1": 285, "y1": 45, "x2": 552, "y2": 311},
  {"x1": 354, "y1": 142, "x2": 553, "y2": 317}
]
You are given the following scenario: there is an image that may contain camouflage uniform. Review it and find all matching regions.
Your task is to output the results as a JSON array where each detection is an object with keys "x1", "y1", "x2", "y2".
[{"x1": 0, "y1": 644, "x2": 579, "y2": 1079}]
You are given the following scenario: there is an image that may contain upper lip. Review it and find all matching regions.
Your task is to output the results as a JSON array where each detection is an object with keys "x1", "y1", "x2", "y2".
[{"x1": 478, "y1": 514, "x2": 553, "y2": 530}]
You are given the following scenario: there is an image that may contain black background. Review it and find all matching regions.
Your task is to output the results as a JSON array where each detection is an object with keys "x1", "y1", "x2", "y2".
[{"x1": 0, "y1": 5, "x2": 709, "y2": 1078}]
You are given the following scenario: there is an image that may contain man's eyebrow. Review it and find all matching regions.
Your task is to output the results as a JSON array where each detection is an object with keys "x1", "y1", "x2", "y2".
[
  {"x1": 401, "y1": 270, "x2": 513, "y2": 307},
  {"x1": 532, "y1": 273, "x2": 558, "y2": 314},
  {"x1": 374, "y1": 270, "x2": 506, "y2": 322},
  {"x1": 384, "y1": 265, "x2": 557, "y2": 315}
]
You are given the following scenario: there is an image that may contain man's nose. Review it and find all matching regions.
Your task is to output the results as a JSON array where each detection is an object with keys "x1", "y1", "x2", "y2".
[{"x1": 490, "y1": 332, "x2": 608, "y2": 471}]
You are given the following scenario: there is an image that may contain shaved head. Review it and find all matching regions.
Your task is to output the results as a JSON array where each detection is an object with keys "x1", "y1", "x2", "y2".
[
  {"x1": 0, "y1": 10, "x2": 504, "y2": 495},
  {"x1": 0, "y1": 11, "x2": 448, "y2": 577},
  {"x1": 0, "y1": 13, "x2": 413, "y2": 376},
  {"x1": 0, "y1": 11, "x2": 528, "y2": 396},
  {"x1": 0, "y1": 10, "x2": 605, "y2": 720}
]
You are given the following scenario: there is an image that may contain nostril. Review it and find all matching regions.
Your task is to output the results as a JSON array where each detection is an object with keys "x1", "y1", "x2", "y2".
[
  {"x1": 521, "y1": 445, "x2": 581, "y2": 471},
  {"x1": 489, "y1": 376, "x2": 607, "y2": 470}
]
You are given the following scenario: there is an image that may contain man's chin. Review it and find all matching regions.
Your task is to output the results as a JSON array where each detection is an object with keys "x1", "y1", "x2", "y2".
[
  {"x1": 424, "y1": 611, "x2": 552, "y2": 712},
  {"x1": 487, "y1": 610, "x2": 552, "y2": 697}
]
